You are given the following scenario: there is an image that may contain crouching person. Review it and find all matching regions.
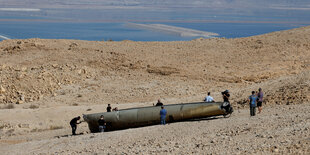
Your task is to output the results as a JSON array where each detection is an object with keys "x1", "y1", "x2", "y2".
[{"x1": 98, "y1": 115, "x2": 106, "y2": 132}]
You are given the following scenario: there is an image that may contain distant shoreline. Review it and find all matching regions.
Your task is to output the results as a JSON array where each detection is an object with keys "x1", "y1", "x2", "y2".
[
  {"x1": 0, "y1": 8, "x2": 41, "y2": 12},
  {"x1": 0, "y1": 18, "x2": 310, "y2": 25}
]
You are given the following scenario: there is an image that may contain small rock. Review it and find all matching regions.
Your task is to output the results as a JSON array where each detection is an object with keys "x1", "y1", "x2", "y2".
[
  {"x1": 0, "y1": 85, "x2": 6, "y2": 93},
  {"x1": 21, "y1": 67, "x2": 27, "y2": 72},
  {"x1": 20, "y1": 95, "x2": 25, "y2": 101},
  {"x1": 16, "y1": 100, "x2": 24, "y2": 104}
]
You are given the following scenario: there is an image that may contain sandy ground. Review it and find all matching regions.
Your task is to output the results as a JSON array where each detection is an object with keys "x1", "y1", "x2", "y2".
[
  {"x1": 0, "y1": 26, "x2": 310, "y2": 154},
  {"x1": 1, "y1": 103, "x2": 309, "y2": 154}
]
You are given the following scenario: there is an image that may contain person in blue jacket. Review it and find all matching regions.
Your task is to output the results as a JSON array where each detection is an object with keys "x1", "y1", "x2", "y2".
[
  {"x1": 249, "y1": 91, "x2": 257, "y2": 116},
  {"x1": 160, "y1": 106, "x2": 167, "y2": 125}
]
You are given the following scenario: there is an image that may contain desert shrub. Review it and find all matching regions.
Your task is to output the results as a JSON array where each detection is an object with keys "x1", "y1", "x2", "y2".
[
  {"x1": 30, "y1": 128, "x2": 45, "y2": 132},
  {"x1": 1, "y1": 104, "x2": 15, "y2": 109},
  {"x1": 49, "y1": 125, "x2": 64, "y2": 130},
  {"x1": 29, "y1": 104, "x2": 39, "y2": 109},
  {"x1": 72, "y1": 103, "x2": 79, "y2": 106}
]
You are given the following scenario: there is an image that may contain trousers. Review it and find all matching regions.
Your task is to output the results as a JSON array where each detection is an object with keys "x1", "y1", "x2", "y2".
[
  {"x1": 71, "y1": 124, "x2": 77, "y2": 135},
  {"x1": 99, "y1": 125, "x2": 105, "y2": 132},
  {"x1": 160, "y1": 117, "x2": 166, "y2": 125},
  {"x1": 250, "y1": 107, "x2": 256, "y2": 116}
]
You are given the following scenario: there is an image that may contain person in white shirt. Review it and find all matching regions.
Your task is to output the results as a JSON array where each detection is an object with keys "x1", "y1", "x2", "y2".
[{"x1": 204, "y1": 92, "x2": 214, "y2": 102}]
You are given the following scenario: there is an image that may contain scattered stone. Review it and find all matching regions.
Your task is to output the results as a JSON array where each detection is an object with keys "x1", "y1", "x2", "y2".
[{"x1": 0, "y1": 85, "x2": 5, "y2": 93}]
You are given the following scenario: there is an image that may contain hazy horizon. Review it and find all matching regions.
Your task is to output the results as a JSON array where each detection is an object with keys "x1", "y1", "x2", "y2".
[{"x1": 0, "y1": 0, "x2": 309, "y2": 23}]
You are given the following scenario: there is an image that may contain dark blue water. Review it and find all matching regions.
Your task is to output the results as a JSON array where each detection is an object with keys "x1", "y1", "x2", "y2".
[{"x1": 0, "y1": 21, "x2": 304, "y2": 41}]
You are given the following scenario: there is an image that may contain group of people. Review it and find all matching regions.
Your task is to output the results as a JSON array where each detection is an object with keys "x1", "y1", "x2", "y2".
[
  {"x1": 204, "y1": 90, "x2": 232, "y2": 114},
  {"x1": 69, "y1": 99, "x2": 168, "y2": 135},
  {"x1": 203, "y1": 90, "x2": 230, "y2": 103},
  {"x1": 248, "y1": 88, "x2": 264, "y2": 116},
  {"x1": 69, "y1": 115, "x2": 108, "y2": 135},
  {"x1": 106, "y1": 104, "x2": 118, "y2": 112},
  {"x1": 204, "y1": 88, "x2": 264, "y2": 116},
  {"x1": 70, "y1": 89, "x2": 263, "y2": 135}
]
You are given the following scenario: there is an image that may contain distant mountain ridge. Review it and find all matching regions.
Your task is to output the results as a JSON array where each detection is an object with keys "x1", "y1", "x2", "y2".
[{"x1": 0, "y1": 0, "x2": 309, "y2": 9}]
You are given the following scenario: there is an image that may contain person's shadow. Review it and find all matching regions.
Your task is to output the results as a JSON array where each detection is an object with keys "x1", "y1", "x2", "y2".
[{"x1": 55, "y1": 132, "x2": 84, "y2": 138}]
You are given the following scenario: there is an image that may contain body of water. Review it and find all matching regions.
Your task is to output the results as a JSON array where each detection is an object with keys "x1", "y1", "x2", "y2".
[
  {"x1": 0, "y1": 5, "x2": 309, "y2": 41},
  {"x1": 0, "y1": 21, "x2": 304, "y2": 41}
]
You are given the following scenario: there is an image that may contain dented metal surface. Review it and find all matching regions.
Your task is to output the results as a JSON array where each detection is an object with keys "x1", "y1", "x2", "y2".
[{"x1": 83, "y1": 102, "x2": 232, "y2": 132}]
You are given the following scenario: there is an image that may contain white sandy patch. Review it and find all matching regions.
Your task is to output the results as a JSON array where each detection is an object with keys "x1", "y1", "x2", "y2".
[
  {"x1": 127, "y1": 23, "x2": 219, "y2": 38},
  {"x1": 0, "y1": 8, "x2": 41, "y2": 12}
]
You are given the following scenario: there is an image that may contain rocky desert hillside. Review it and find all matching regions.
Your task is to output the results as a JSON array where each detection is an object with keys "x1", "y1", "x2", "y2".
[
  {"x1": 1, "y1": 26, "x2": 310, "y2": 106},
  {"x1": 0, "y1": 26, "x2": 310, "y2": 154}
]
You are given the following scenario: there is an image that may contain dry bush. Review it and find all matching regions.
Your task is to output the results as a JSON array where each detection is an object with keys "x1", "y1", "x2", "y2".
[
  {"x1": 1, "y1": 104, "x2": 15, "y2": 109},
  {"x1": 30, "y1": 128, "x2": 45, "y2": 132},
  {"x1": 49, "y1": 125, "x2": 64, "y2": 130},
  {"x1": 72, "y1": 103, "x2": 79, "y2": 106},
  {"x1": 29, "y1": 104, "x2": 39, "y2": 109}
]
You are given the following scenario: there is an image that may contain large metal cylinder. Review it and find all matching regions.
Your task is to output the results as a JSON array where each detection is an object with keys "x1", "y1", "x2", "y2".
[{"x1": 83, "y1": 102, "x2": 232, "y2": 132}]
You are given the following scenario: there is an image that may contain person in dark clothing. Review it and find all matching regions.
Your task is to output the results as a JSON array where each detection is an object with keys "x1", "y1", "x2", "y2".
[
  {"x1": 249, "y1": 91, "x2": 257, "y2": 116},
  {"x1": 98, "y1": 115, "x2": 106, "y2": 132},
  {"x1": 113, "y1": 107, "x2": 119, "y2": 111},
  {"x1": 107, "y1": 104, "x2": 112, "y2": 112},
  {"x1": 222, "y1": 90, "x2": 230, "y2": 103},
  {"x1": 257, "y1": 88, "x2": 264, "y2": 114},
  {"x1": 70, "y1": 116, "x2": 81, "y2": 135},
  {"x1": 155, "y1": 99, "x2": 164, "y2": 106},
  {"x1": 220, "y1": 90, "x2": 231, "y2": 112}
]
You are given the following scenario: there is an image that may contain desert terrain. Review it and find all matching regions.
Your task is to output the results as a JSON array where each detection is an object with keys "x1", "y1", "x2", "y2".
[{"x1": 0, "y1": 26, "x2": 310, "y2": 154}]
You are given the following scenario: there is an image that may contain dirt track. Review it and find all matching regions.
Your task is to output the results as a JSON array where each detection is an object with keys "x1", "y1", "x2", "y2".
[{"x1": 1, "y1": 103, "x2": 309, "y2": 154}]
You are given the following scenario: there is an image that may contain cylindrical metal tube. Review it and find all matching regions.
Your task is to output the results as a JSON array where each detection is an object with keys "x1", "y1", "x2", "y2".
[{"x1": 83, "y1": 102, "x2": 232, "y2": 132}]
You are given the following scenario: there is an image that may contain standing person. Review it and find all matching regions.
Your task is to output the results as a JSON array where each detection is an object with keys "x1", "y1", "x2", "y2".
[
  {"x1": 160, "y1": 106, "x2": 167, "y2": 125},
  {"x1": 98, "y1": 115, "x2": 106, "y2": 132},
  {"x1": 221, "y1": 90, "x2": 231, "y2": 112},
  {"x1": 204, "y1": 92, "x2": 214, "y2": 102},
  {"x1": 106, "y1": 104, "x2": 112, "y2": 112},
  {"x1": 70, "y1": 116, "x2": 81, "y2": 135},
  {"x1": 249, "y1": 91, "x2": 257, "y2": 116},
  {"x1": 155, "y1": 99, "x2": 164, "y2": 106},
  {"x1": 257, "y1": 88, "x2": 264, "y2": 114},
  {"x1": 222, "y1": 90, "x2": 230, "y2": 103}
]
